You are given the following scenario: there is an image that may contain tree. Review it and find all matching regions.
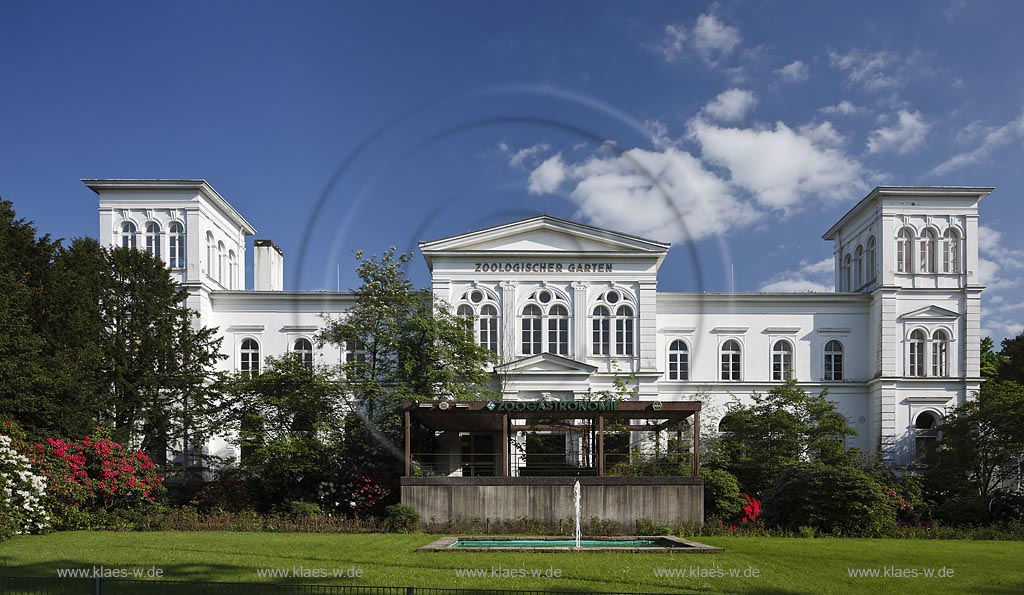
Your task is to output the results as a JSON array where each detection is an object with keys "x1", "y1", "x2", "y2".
[
  {"x1": 980, "y1": 337, "x2": 1007, "y2": 380},
  {"x1": 931, "y1": 380, "x2": 1024, "y2": 501},
  {"x1": 318, "y1": 248, "x2": 496, "y2": 484},
  {"x1": 95, "y1": 246, "x2": 227, "y2": 465},
  {"x1": 998, "y1": 332, "x2": 1024, "y2": 384},
  {"x1": 711, "y1": 379, "x2": 857, "y2": 496}
]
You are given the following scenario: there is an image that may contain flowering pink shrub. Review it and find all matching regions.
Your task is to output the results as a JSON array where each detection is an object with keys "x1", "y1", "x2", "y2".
[
  {"x1": 26, "y1": 426, "x2": 163, "y2": 528},
  {"x1": 730, "y1": 493, "x2": 762, "y2": 531},
  {"x1": 342, "y1": 475, "x2": 389, "y2": 516}
]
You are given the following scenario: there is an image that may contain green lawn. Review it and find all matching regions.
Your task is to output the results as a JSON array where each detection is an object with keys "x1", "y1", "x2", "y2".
[{"x1": 0, "y1": 532, "x2": 1022, "y2": 594}]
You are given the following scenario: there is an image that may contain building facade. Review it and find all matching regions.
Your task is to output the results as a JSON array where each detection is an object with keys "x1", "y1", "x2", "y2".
[{"x1": 87, "y1": 179, "x2": 990, "y2": 469}]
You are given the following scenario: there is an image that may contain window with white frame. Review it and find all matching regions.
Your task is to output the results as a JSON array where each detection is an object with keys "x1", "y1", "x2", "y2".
[
  {"x1": 121, "y1": 222, "x2": 137, "y2": 248},
  {"x1": 240, "y1": 338, "x2": 260, "y2": 376},
  {"x1": 479, "y1": 304, "x2": 499, "y2": 353},
  {"x1": 457, "y1": 288, "x2": 500, "y2": 353},
  {"x1": 920, "y1": 229, "x2": 937, "y2": 273},
  {"x1": 168, "y1": 222, "x2": 186, "y2": 269},
  {"x1": 592, "y1": 289, "x2": 635, "y2": 357},
  {"x1": 854, "y1": 245, "x2": 864, "y2": 289},
  {"x1": 842, "y1": 253, "x2": 852, "y2": 291},
  {"x1": 914, "y1": 411, "x2": 940, "y2": 466},
  {"x1": 721, "y1": 339, "x2": 741, "y2": 381},
  {"x1": 228, "y1": 250, "x2": 237, "y2": 289},
  {"x1": 668, "y1": 339, "x2": 688, "y2": 380},
  {"x1": 942, "y1": 229, "x2": 960, "y2": 274},
  {"x1": 205, "y1": 232, "x2": 215, "y2": 275},
  {"x1": 909, "y1": 329, "x2": 926, "y2": 377},
  {"x1": 548, "y1": 304, "x2": 569, "y2": 356},
  {"x1": 217, "y1": 241, "x2": 226, "y2": 285},
  {"x1": 897, "y1": 228, "x2": 913, "y2": 273},
  {"x1": 772, "y1": 340, "x2": 793, "y2": 381},
  {"x1": 592, "y1": 305, "x2": 610, "y2": 356},
  {"x1": 866, "y1": 236, "x2": 876, "y2": 282},
  {"x1": 344, "y1": 340, "x2": 367, "y2": 363},
  {"x1": 614, "y1": 304, "x2": 634, "y2": 356},
  {"x1": 293, "y1": 338, "x2": 314, "y2": 369},
  {"x1": 521, "y1": 304, "x2": 542, "y2": 355},
  {"x1": 824, "y1": 339, "x2": 844, "y2": 381},
  {"x1": 145, "y1": 222, "x2": 161, "y2": 258},
  {"x1": 932, "y1": 329, "x2": 950, "y2": 376}
]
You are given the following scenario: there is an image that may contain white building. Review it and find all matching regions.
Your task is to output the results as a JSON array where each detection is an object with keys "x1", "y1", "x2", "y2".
[{"x1": 86, "y1": 179, "x2": 990, "y2": 469}]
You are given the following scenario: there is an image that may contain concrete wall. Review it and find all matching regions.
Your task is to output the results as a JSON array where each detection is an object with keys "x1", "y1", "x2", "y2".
[{"x1": 401, "y1": 476, "x2": 704, "y2": 530}]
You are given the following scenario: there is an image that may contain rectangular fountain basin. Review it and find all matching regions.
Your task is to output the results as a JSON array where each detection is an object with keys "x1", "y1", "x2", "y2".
[{"x1": 418, "y1": 536, "x2": 723, "y2": 553}]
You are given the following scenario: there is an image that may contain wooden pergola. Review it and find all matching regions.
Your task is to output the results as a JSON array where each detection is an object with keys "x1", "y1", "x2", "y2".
[{"x1": 402, "y1": 400, "x2": 701, "y2": 477}]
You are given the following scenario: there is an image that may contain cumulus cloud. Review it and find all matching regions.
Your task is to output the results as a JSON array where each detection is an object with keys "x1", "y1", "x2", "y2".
[
  {"x1": 500, "y1": 143, "x2": 551, "y2": 168},
  {"x1": 760, "y1": 257, "x2": 835, "y2": 292},
  {"x1": 798, "y1": 122, "x2": 846, "y2": 147},
  {"x1": 693, "y1": 13, "x2": 741, "y2": 65},
  {"x1": 689, "y1": 118, "x2": 866, "y2": 212},
  {"x1": 931, "y1": 109, "x2": 1024, "y2": 175},
  {"x1": 703, "y1": 89, "x2": 757, "y2": 122},
  {"x1": 525, "y1": 146, "x2": 758, "y2": 243},
  {"x1": 829, "y1": 49, "x2": 901, "y2": 92},
  {"x1": 658, "y1": 24, "x2": 688, "y2": 63},
  {"x1": 775, "y1": 60, "x2": 809, "y2": 82},
  {"x1": 867, "y1": 109, "x2": 929, "y2": 154},
  {"x1": 978, "y1": 224, "x2": 1024, "y2": 291},
  {"x1": 644, "y1": 119, "x2": 675, "y2": 150},
  {"x1": 819, "y1": 100, "x2": 863, "y2": 115}
]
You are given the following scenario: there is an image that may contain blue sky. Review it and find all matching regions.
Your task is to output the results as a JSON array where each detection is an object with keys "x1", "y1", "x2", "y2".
[{"x1": 1, "y1": 1, "x2": 1023, "y2": 341}]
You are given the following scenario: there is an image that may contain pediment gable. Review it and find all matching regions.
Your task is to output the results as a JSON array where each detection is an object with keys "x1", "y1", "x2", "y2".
[
  {"x1": 420, "y1": 215, "x2": 669, "y2": 256},
  {"x1": 494, "y1": 353, "x2": 598, "y2": 375},
  {"x1": 899, "y1": 305, "x2": 960, "y2": 321}
]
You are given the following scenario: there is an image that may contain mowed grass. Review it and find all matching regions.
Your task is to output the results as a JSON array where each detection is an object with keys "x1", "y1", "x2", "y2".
[{"x1": 1, "y1": 532, "x2": 1022, "y2": 594}]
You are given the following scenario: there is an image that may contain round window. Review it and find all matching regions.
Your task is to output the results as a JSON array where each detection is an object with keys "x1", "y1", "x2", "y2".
[
  {"x1": 470, "y1": 290, "x2": 484, "y2": 303},
  {"x1": 538, "y1": 290, "x2": 552, "y2": 303},
  {"x1": 606, "y1": 290, "x2": 619, "y2": 304}
]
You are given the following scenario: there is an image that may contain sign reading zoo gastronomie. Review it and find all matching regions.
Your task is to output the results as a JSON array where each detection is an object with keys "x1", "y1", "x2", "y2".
[
  {"x1": 474, "y1": 261, "x2": 615, "y2": 273},
  {"x1": 487, "y1": 400, "x2": 620, "y2": 412}
]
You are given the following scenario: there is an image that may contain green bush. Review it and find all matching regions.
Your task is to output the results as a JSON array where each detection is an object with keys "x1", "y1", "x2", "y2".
[
  {"x1": 635, "y1": 518, "x2": 671, "y2": 535},
  {"x1": 384, "y1": 504, "x2": 419, "y2": 533},
  {"x1": 287, "y1": 500, "x2": 322, "y2": 518},
  {"x1": 701, "y1": 467, "x2": 746, "y2": 522},
  {"x1": 761, "y1": 461, "x2": 896, "y2": 537}
]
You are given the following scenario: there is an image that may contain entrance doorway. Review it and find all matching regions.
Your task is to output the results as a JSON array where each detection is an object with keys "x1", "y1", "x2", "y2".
[{"x1": 459, "y1": 433, "x2": 496, "y2": 476}]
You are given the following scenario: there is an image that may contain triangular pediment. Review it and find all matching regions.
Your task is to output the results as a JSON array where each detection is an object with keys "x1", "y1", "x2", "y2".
[
  {"x1": 899, "y1": 305, "x2": 960, "y2": 320},
  {"x1": 494, "y1": 353, "x2": 598, "y2": 375},
  {"x1": 420, "y1": 215, "x2": 669, "y2": 256}
]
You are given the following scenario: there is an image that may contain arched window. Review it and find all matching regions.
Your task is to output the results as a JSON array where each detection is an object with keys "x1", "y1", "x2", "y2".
[
  {"x1": 205, "y1": 232, "x2": 215, "y2": 276},
  {"x1": 217, "y1": 241, "x2": 226, "y2": 285},
  {"x1": 548, "y1": 304, "x2": 569, "y2": 356},
  {"x1": 592, "y1": 305, "x2": 610, "y2": 356},
  {"x1": 168, "y1": 222, "x2": 186, "y2": 269},
  {"x1": 479, "y1": 304, "x2": 499, "y2": 353},
  {"x1": 228, "y1": 250, "x2": 237, "y2": 289},
  {"x1": 145, "y1": 222, "x2": 161, "y2": 258},
  {"x1": 914, "y1": 411, "x2": 939, "y2": 466},
  {"x1": 457, "y1": 304, "x2": 474, "y2": 324},
  {"x1": 240, "y1": 339, "x2": 260, "y2": 376},
  {"x1": 717, "y1": 412, "x2": 739, "y2": 439},
  {"x1": 121, "y1": 222, "x2": 137, "y2": 248},
  {"x1": 614, "y1": 304, "x2": 634, "y2": 356},
  {"x1": 897, "y1": 228, "x2": 913, "y2": 273},
  {"x1": 842, "y1": 253, "x2": 852, "y2": 291},
  {"x1": 866, "y1": 236, "x2": 877, "y2": 282},
  {"x1": 909, "y1": 330, "x2": 926, "y2": 377},
  {"x1": 521, "y1": 304, "x2": 542, "y2": 355},
  {"x1": 721, "y1": 340, "x2": 741, "y2": 381},
  {"x1": 824, "y1": 340, "x2": 844, "y2": 381},
  {"x1": 932, "y1": 330, "x2": 950, "y2": 377},
  {"x1": 772, "y1": 340, "x2": 793, "y2": 381},
  {"x1": 668, "y1": 339, "x2": 688, "y2": 381},
  {"x1": 293, "y1": 338, "x2": 313, "y2": 369},
  {"x1": 345, "y1": 341, "x2": 367, "y2": 364},
  {"x1": 854, "y1": 245, "x2": 864, "y2": 289},
  {"x1": 943, "y1": 229, "x2": 960, "y2": 274},
  {"x1": 920, "y1": 229, "x2": 937, "y2": 274}
]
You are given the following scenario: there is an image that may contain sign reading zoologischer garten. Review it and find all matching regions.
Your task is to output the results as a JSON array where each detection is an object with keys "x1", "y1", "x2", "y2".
[
  {"x1": 488, "y1": 400, "x2": 620, "y2": 412},
  {"x1": 474, "y1": 261, "x2": 614, "y2": 273}
]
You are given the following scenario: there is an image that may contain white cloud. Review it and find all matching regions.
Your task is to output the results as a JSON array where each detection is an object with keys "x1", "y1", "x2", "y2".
[
  {"x1": 760, "y1": 257, "x2": 835, "y2": 292},
  {"x1": 775, "y1": 60, "x2": 809, "y2": 82},
  {"x1": 829, "y1": 49, "x2": 901, "y2": 92},
  {"x1": 703, "y1": 89, "x2": 756, "y2": 122},
  {"x1": 819, "y1": 100, "x2": 863, "y2": 116},
  {"x1": 693, "y1": 13, "x2": 741, "y2": 65},
  {"x1": 658, "y1": 24, "x2": 688, "y2": 63},
  {"x1": 500, "y1": 143, "x2": 551, "y2": 168},
  {"x1": 867, "y1": 109, "x2": 929, "y2": 154},
  {"x1": 930, "y1": 109, "x2": 1024, "y2": 175},
  {"x1": 689, "y1": 118, "x2": 866, "y2": 212},
  {"x1": 525, "y1": 146, "x2": 759, "y2": 243},
  {"x1": 644, "y1": 119, "x2": 675, "y2": 150},
  {"x1": 527, "y1": 154, "x2": 567, "y2": 194},
  {"x1": 978, "y1": 224, "x2": 1024, "y2": 291},
  {"x1": 798, "y1": 122, "x2": 846, "y2": 147}
]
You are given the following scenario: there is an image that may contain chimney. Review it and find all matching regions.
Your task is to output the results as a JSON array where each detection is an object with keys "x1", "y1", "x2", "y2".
[{"x1": 254, "y1": 240, "x2": 284, "y2": 291}]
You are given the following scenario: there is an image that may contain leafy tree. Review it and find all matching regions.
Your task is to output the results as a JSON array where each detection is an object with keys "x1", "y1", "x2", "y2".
[
  {"x1": 930, "y1": 380, "x2": 1024, "y2": 501},
  {"x1": 980, "y1": 337, "x2": 1007, "y2": 380},
  {"x1": 226, "y1": 354, "x2": 343, "y2": 508},
  {"x1": 998, "y1": 332, "x2": 1024, "y2": 384},
  {"x1": 711, "y1": 379, "x2": 857, "y2": 496}
]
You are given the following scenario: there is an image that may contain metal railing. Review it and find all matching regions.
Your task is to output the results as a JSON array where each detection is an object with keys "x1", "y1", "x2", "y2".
[{"x1": 0, "y1": 578, "x2": 695, "y2": 595}]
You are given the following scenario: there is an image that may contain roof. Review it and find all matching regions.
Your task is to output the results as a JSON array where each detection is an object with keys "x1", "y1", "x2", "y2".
[{"x1": 822, "y1": 186, "x2": 993, "y2": 241}]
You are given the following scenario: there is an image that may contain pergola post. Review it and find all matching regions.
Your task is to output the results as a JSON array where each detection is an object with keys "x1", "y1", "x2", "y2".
[
  {"x1": 597, "y1": 414, "x2": 605, "y2": 476},
  {"x1": 404, "y1": 410, "x2": 411, "y2": 477},
  {"x1": 692, "y1": 411, "x2": 700, "y2": 476},
  {"x1": 501, "y1": 413, "x2": 509, "y2": 477}
]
